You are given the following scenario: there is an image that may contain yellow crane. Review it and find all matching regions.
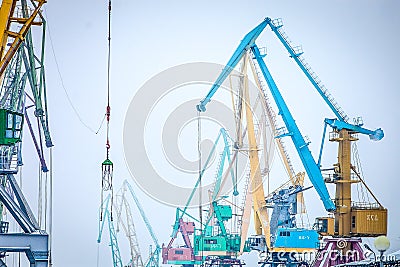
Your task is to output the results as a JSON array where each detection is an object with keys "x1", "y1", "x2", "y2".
[
  {"x1": 0, "y1": 0, "x2": 46, "y2": 77},
  {"x1": 236, "y1": 53, "x2": 310, "y2": 254}
]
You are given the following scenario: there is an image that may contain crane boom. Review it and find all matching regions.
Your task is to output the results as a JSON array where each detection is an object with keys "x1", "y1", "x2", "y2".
[
  {"x1": 124, "y1": 180, "x2": 160, "y2": 249},
  {"x1": 196, "y1": 19, "x2": 268, "y2": 112},
  {"x1": 124, "y1": 180, "x2": 161, "y2": 267},
  {"x1": 324, "y1": 119, "x2": 383, "y2": 141},
  {"x1": 267, "y1": 18, "x2": 384, "y2": 141},
  {"x1": 114, "y1": 188, "x2": 144, "y2": 267},
  {"x1": 249, "y1": 56, "x2": 307, "y2": 212},
  {"x1": 251, "y1": 45, "x2": 335, "y2": 211},
  {"x1": 266, "y1": 18, "x2": 348, "y2": 122}
]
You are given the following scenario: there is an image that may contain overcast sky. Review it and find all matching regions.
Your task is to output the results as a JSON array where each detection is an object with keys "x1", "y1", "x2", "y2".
[{"x1": 10, "y1": 1, "x2": 400, "y2": 266}]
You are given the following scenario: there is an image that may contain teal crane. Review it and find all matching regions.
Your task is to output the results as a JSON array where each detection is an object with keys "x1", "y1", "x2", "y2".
[
  {"x1": 124, "y1": 180, "x2": 160, "y2": 267},
  {"x1": 169, "y1": 128, "x2": 237, "y2": 241},
  {"x1": 163, "y1": 128, "x2": 241, "y2": 266}
]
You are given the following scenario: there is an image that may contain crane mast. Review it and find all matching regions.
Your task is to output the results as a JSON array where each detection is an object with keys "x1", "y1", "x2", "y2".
[{"x1": 241, "y1": 54, "x2": 271, "y2": 245}]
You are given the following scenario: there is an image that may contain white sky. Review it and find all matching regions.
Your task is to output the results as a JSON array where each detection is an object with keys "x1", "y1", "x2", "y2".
[{"x1": 9, "y1": 1, "x2": 400, "y2": 266}]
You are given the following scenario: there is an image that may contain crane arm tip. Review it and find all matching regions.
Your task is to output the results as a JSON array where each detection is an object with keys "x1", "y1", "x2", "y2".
[{"x1": 370, "y1": 128, "x2": 384, "y2": 141}]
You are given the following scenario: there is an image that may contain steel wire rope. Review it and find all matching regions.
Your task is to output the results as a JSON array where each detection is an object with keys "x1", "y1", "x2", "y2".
[
  {"x1": 38, "y1": 164, "x2": 42, "y2": 227},
  {"x1": 43, "y1": 7, "x2": 106, "y2": 135},
  {"x1": 353, "y1": 142, "x2": 370, "y2": 204},
  {"x1": 47, "y1": 147, "x2": 53, "y2": 266},
  {"x1": 197, "y1": 110, "x2": 204, "y2": 266}
]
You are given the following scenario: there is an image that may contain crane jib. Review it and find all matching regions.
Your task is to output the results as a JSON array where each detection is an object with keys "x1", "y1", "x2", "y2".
[{"x1": 197, "y1": 18, "x2": 338, "y2": 212}]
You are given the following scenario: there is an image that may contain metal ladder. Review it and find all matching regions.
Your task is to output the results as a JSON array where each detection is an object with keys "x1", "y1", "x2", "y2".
[
  {"x1": 211, "y1": 151, "x2": 226, "y2": 197},
  {"x1": 251, "y1": 56, "x2": 297, "y2": 179}
]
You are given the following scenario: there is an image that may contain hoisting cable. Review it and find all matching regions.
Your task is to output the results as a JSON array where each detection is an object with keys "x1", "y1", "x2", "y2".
[
  {"x1": 101, "y1": 0, "x2": 114, "y2": 221},
  {"x1": 197, "y1": 110, "x2": 204, "y2": 267},
  {"x1": 48, "y1": 147, "x2": 53, "y2": 266},
  {"x1": 44, "y1": 7, "x2": 106, "y2": 135},
  {"x1": 96, "y1": 242, "x2": 101, "y2": 267}
]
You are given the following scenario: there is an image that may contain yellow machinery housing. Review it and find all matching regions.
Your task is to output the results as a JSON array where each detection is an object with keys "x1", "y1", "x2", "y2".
[
  {"x1": 315, "y1": 217, "x2": 335, "y2": 236},
  {"x1": 351, "y1": 206, "x2": 387, "y2": 236},
  {"x1": 315, "y1": 129, "x2": 388, "y2": 238}
]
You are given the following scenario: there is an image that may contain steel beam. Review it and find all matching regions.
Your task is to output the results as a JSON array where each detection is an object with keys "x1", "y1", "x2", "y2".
[
  {"x1": 7, "y1": 174, "x2": 39, "y2": 229},
  {"x1": 0, "y1": 183, "x2": 36, "y2": 233},
  {"x1": 0, "y1": 233, "x2": 48, "y2": 267}
]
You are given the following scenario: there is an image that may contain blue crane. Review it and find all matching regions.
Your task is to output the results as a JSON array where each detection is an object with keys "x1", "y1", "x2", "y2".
[
  {"x1": 261, "y1": 20, "x2": 387, "y2": 267},
  {"x1": 252, "y1": 18, "x2": 385, "y2": 239},
  {"x1": 197, "y1": 17, "x2": 385, "y2": 214},
  {"x1": 196, "y1": 18, "x2": 335, "y2": 212},
  {"x1": 98, "y1": 194, "x2": 124, "y2": 267}
]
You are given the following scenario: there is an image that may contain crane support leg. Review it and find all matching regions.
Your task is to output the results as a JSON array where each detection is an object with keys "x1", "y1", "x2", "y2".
[
  {"x1": 332, "y1": 129, "x2": 357, "y2": 236},
  {"x1": 0, "y1": 181, "x2": 36, "y2": 233},
  {"x1": 313, "y1": 238, "x2": 364, "y2": 267}
]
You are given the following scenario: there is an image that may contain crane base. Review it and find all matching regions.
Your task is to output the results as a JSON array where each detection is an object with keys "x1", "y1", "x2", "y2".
[{"x1": 312, "y1": 238, "x2": 365, "y2": 267}]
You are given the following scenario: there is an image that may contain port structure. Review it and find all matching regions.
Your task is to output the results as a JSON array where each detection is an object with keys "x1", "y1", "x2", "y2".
[
  {"x1": 197, "y1": 17, "x2": 387, "y2": 267},
  {"x1": 0, "y1": 1, "x2": 53, "y2": 266},
  {"x1": 197, "y1": 19, "x2": 320, "y2": 265},
  {"x1": 194, "y1": 23, "x2": 319, "y2": 266}
]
